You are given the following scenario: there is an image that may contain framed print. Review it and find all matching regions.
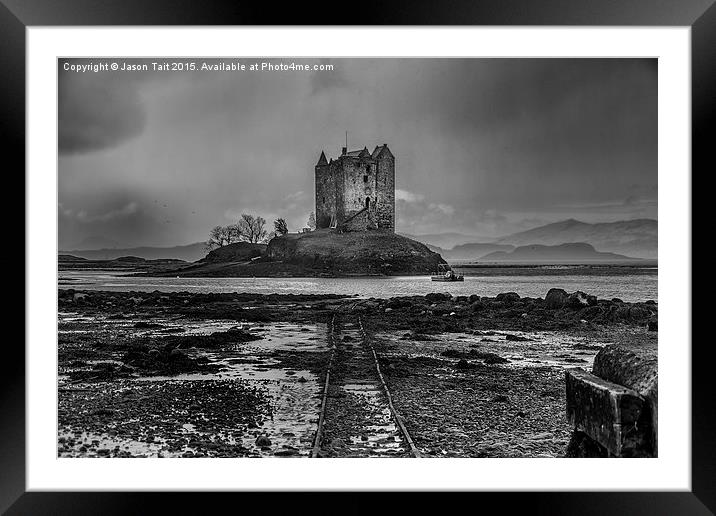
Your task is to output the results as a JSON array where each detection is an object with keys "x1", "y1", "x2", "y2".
[{"x1": 3, "y1": 0, "x2": 711, "y2": 513}]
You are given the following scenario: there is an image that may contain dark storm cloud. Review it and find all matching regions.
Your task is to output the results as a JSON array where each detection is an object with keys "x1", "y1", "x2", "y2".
[
  {"x1": 380, "y1": 59, "x2": 657, "y2": 211},
  {"x1": 435, "y1": 59, "x2": 656, "y2": 130},
  {"x1": 58, "y1": 58, "x2": 656, "y2": 247},
  {"x1": 469, "y1": 60, "x2": 657, "y2": 208},
  {"x1": 59, "y1": 61, "x2": 147, "y2": 155}
]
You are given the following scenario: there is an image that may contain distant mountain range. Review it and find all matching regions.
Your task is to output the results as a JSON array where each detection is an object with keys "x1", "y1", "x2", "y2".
[
  {"x1": 60, "y1": 242, "x2": 207, "y2": 262},
  {"x1": 495, "y1": 218, "x2": 657, "y2": 259},
  {"x1": 408, "y1": 218, "x2": 656, "y2": 261},
  {"x1": 479, "y1": 242, "x2": 635, "y2": 263}
]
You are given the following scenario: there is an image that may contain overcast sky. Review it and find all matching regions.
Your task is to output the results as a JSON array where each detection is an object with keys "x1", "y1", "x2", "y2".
[{"x1": 58, "y1": 58, "x2": 657, "y2": 248}]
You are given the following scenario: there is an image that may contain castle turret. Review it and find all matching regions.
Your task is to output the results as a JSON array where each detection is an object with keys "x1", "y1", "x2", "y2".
[
  {"x1": 315, "y1": 150, "x2": 336, "y2": 229},
  {"x1": 314, "y1": 143, "x2": 395, "y2": 232}
]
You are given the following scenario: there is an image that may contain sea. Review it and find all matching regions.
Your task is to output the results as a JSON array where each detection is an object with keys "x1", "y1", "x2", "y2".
[{"x1": 58, "y1": 265, "x2": 657, "y2": 303}]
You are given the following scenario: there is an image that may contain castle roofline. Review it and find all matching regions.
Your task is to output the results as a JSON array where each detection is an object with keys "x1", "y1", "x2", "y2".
[
  {"x1": 371, "y1": 144, "x2": 393, "y2": 159},
  {"x1": 343, "y1": 146, "x2": 377, "y2": 159},
  {"x1": 317, "y1": 144, "x2": 393, "y2": 166}
]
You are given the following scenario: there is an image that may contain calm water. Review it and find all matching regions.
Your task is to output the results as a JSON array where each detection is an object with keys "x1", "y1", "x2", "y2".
[{"x1": 58, "y1": 267, "x2": 657, "y2": 303}]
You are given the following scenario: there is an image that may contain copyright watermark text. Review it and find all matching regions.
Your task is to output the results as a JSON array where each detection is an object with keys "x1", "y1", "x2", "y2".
[{"x1": 62, "y1": 60, "x2": 335, "y2": 73}]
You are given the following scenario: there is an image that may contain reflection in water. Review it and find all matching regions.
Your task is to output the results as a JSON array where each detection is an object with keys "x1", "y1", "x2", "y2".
[{"x1": 58, "y1": 318, "x2": 326, "y2": 458}]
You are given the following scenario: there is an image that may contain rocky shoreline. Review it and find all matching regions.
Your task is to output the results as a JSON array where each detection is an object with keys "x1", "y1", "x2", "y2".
[{"x1": 57, "y1": 288, "x2": 656, "y2": 458}]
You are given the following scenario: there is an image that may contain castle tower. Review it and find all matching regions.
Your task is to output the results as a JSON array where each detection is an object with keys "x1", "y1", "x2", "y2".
[
  {"x1": 314, "y1": 151, "x2": 334, "y2": 229},
  {"x1": 314, "y1": 143, "x2": 395, "y2": 232},
  {"x1": 372, "y1": 144, "x2": 395, "y2": 232}
]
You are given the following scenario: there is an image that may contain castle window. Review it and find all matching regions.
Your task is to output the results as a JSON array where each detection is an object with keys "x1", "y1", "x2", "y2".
[
  {"x1": 363, "y1": 175, "x2": 368, "y2": 183},
  {"x1": 322, "y1": 196, "x2": 325, "y2": 203},
  {"x1": 365, "y1": 197, "x2": 370, "y2": 208}
]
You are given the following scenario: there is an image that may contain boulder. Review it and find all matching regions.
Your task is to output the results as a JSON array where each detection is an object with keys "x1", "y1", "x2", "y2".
[
  {"x1": 614, "y1": 305, "x2": 631, "y2": 320},
  {"x1": 544, "y1": 288, "x2": 569, "y2": 309},
  {"x1": 484, "y1": 356, "x2": 509, "y2": 365},
  {"x1": 426, "y1": 292, "x2": 451, "y2": 303},
  {"x1": 628, "y1": 306, "x2": 652, "y2": 321},
  {"x1": 496, "y1": 292, "x2": 520, "y2": 305},
  {"x1": 565, "y1": 291, "x2": 590, "y2": 309},
  {"x1": 386, "y1": 298, "x2": 412, "y2": 309}
]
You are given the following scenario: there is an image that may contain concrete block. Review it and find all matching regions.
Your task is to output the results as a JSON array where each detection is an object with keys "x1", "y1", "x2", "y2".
[{"x1": 566, "y1": 368, "x2": 653, "y2": 457}]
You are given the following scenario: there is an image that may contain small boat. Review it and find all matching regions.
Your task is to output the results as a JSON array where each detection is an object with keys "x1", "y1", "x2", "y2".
[{"x1": 431, "y1": 263, "x2": 464, "y2": 282}]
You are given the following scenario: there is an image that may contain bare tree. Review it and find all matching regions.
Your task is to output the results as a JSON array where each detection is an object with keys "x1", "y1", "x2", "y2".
[
  {"x1": 274, "y1": 218, "x2": 288, "y2": 236},
  {"x1": 307, "y1": 212, "x2": 316, "y2": 231},
  {"x1": 206, "y1": 223, "x2": 244, "y2": 250},
  {"x1": 206, "y1": 225, "x2": 228, "y2": 250},
  {"x1": 226, "y1": 223, "x2": 242, "y2": 244},
  {"x1": 238, "y1": 214, "x2": 268, "y2": 243}
]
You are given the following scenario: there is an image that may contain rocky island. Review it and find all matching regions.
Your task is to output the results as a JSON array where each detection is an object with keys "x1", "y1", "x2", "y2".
[{"x1": 152, "y1": 229, "x2": 446, "y2": 278}]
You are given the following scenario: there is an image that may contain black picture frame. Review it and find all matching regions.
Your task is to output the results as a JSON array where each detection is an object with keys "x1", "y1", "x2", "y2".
[{"x1": 2, "y1": 1, "x2": 709, "y2": 513}]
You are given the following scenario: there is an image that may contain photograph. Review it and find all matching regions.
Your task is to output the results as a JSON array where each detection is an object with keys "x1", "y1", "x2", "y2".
[{"x1": 56, "y1": 57, "x2": 658, "y2": 459}]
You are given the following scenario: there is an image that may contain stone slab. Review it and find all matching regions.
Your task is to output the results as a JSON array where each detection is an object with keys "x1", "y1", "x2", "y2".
[{"x1": 566, "y1": 368, "x2": 652, "y2": 457}]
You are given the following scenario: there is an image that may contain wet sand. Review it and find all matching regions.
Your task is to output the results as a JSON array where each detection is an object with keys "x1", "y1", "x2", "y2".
[{"x1": 57, "y1": 289, "x2": 657, "y2": 458}]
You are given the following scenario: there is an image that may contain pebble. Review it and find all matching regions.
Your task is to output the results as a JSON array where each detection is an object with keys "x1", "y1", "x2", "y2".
[{"x1": 255, "y1": 435, "x2": 272, "y2": 447}]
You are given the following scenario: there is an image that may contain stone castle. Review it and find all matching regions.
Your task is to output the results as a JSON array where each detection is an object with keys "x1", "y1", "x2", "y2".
[{"x1": 314, "y1": 144, "x2": 395, "y2": 232}]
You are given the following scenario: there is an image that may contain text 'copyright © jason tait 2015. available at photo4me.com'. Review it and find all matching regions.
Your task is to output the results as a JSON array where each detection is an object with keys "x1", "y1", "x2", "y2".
[{"x1": 62, "y1": 60, "x2": 336, "y2": 73}]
